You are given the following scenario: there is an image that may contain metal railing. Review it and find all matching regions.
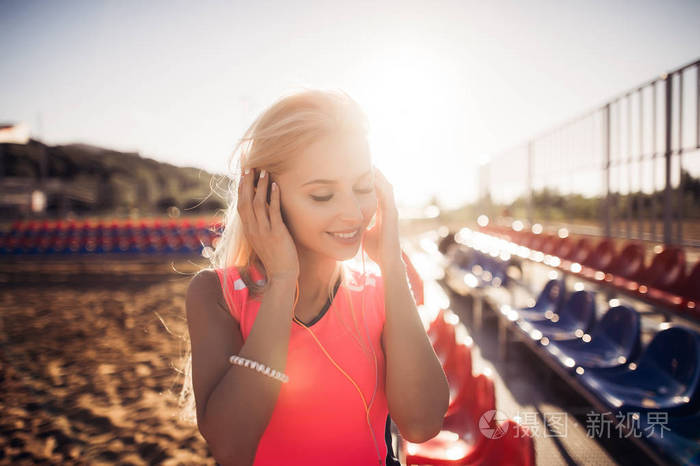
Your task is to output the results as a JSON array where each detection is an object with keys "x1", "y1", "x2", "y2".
[{"x1": 482, "y1": 57, "x2": 700, "y2": 248}]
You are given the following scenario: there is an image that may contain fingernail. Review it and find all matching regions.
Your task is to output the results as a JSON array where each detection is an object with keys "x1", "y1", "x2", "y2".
[
  {"x1": 272, "y1": 182, "x2": 277, "y2": 190},
  {"x1": 244, "y1": 168, "x2": 250, "y2": 175},
  {"x1": 260, "y1": 169, "x2": 266, "y2": 178}
]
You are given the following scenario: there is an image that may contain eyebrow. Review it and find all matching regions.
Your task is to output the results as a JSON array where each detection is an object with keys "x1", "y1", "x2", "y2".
[{"x1": 301, "y1": 169, "x2": 372, "y2": 186}]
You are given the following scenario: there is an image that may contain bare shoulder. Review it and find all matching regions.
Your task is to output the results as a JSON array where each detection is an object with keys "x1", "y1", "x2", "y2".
[{"x1": 186, "y1": 269, "x2": 232, "y2": 319}]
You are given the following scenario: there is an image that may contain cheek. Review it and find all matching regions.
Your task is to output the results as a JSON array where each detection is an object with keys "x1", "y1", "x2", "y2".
[{"x1": 283, "y1": 199, "x2": 329, "y2": 233}]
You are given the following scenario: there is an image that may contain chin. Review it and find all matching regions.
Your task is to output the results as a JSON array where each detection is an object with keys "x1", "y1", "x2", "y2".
[
  {"x1": 327, "y1": 245, "x2": 362, "y2": 262},
  {"x1": 323, "y1": 232, "x2": 363, "y2": 261}
]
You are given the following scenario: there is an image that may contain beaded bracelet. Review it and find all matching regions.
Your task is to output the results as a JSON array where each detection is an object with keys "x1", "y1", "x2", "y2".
[{"x1": 229, "y1": 355, "x2": 289, "y2": 383}]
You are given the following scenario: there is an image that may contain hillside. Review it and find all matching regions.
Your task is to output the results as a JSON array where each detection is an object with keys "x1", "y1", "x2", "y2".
[{"x1": 0, "y1": 139, "x2": 227, "y2": 217}]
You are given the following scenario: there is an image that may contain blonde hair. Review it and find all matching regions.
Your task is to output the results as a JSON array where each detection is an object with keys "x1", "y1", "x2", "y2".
[{"x1": 177, "y1": 87, "x2": 371, "y2": 424}]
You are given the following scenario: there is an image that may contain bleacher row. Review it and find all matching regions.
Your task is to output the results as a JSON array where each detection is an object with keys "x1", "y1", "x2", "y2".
[
  {"x1": 0, "y1": 218, "x2": 223, "y2": 255},
  {"x1": 476, "y1": 224, "x2": 699, "y2": 321},
  {"x1": 437, "y1": 225, "x2": 700, "y2": 465},
  {"x1": 408, "y1": 305, "x2": 536, "y2": 465}
]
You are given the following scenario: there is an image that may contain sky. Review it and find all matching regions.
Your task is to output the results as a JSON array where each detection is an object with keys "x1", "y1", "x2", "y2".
[{"x1": 1, "y1": 0, "x2": 699, "y2": 209}]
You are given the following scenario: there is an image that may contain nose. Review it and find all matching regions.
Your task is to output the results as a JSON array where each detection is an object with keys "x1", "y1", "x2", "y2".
[{"x1": 337, "y1": 191, "x2": 365, "y2": 225}]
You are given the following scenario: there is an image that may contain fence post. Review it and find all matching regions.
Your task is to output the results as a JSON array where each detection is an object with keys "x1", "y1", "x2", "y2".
[
  {"x1": 527, "y1": 141, "x2": 533, "y2": 225},
  {"x1": 603, "y1": 104, "x2": 611, "y2": 237},
  {"x1": 663, "y1": 74, "x2": 673, "y2": 246}
]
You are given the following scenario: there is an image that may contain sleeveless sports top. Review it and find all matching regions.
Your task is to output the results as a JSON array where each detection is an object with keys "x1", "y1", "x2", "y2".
[{"x1": 215, "y1": 255, "x2": 423, "y2": 466}]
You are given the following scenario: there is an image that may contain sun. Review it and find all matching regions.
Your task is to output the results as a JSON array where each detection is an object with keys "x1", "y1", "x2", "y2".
[{"x1": 347, "y1": 44, "x2": 471, "y2": 208}]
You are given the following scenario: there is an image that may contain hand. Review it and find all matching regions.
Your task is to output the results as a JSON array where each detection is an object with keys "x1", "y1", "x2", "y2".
[
  {"x1": 362, "y1": 166, "x2": 402, "y2": 269},
  {"x1": 237, "y1": 167, "x2": 299, "y2": 282}
]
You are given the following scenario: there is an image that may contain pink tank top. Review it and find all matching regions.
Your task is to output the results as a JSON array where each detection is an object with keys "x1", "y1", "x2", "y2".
[{"x1": 215, "y1": 258, "x2": 423, "y2": 466}]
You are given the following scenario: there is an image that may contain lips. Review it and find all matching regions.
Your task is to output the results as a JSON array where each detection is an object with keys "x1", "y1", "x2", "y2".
[
  {"x1": 327, "y1": 228, "x2": 361, "y2": 242},
  {"x1": 328, "y1": 228, "x2": 360, "y2": 235}
]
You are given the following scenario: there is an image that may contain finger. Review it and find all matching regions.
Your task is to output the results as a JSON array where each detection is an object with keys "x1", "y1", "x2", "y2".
[
  {"x1": 269, "y1": 180, "x2": 284, "y2": 230},
  {"x1": 372, "y1": 166, "x2": 396, "y2": 215},
  {"x1": 253, "y1": 169, "x2": 271, "y2": 231},
  {"x1": 372, "y1": 167, "x2": 389, "y2": 208},
  {"x1": 237, "y1": 168, "x2": 257, "y2": 228}
]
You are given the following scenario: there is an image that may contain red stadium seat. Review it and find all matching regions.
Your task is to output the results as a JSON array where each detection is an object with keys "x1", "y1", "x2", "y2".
[
  {"x1": 608, "y1": 242, "x2": 646, "y2": 290},
  {"x1": 403, "y1": 373, "x2": 497, "y2": 465},
  {"x1": 427, "y1": 309, "x2": 447, "y2": 339},
  {"x1": 567, "y1": 237, "x2": 594, "y2": 264},
  {"x1": 518, "y1": 232, "x2": 535, "y2": 249},
  {"x1": 432, "y1": 322, "x2": 457, "y2": 366},
  {"x1": 637, "y1": 246, "x2": 686, "y2": 295},
  {"x1": 528, "y1": 233, "x2": 547, "y2": 252},
  {"x1": 444, "y1": 344, "x2": 474, "y2": 417},
  {"x1": 681, "y1": 261, "x2": 700, "y2": 320},
  {"x1": 475, "y1": 420, "x2": 536, "y2": 466},
  {"x1": 540, "y1": 234, "x2": 560, "y2": 255},
  {"x1": 552, "y1": 236, "x2": 574, "y2": 258},
  {"x1": 580, "y1": 239, "x2": 616, "y2": 280}
]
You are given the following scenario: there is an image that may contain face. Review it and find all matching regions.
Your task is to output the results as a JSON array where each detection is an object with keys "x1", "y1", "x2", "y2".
[{"x1": 273, "y1": 132, "x2": 377, "y2": 261}]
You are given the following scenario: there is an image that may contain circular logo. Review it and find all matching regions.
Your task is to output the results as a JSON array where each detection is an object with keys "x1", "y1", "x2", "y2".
[{"x1": 478, "y1": 409, "x2": 509, "y2": 439}]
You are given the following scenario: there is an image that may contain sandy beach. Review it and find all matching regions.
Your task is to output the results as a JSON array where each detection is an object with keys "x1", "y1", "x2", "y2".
[{"x1": 0, "y1": 256, "x2": 215, "y2": 465}]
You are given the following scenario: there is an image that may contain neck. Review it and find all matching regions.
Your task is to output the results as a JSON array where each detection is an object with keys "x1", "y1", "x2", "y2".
[{"x1": 295, "y1": 247, "x2": 340, "y2": 308}]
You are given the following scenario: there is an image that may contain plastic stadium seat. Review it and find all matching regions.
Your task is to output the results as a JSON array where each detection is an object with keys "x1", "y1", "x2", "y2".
[
  {"x1": 540, "y1": 234, "x2": 559, "y2": 255},
  {"x1": 638, "y1": 246, "x2": 686, "y2": 293},
  {"x1": 472, "y1": 254, "x2": 508, "y2": 288},
  {"x1": 641, "y1": 411, "x2": 700, "y2": 465},
  {"x1": 528, "y1": 233, "x2": 548, "y2": 252},
  {"x1": 450, "y1": 248, "x2": 508, "y2": 289},
  {"x1": 552, "y1": 236, "x2": 574, "y2": 259},
  {"x1": 578, "y1": 326, "x2": 700, "y2": 415},
  {"x1": 567, "y1": 237, "x2": 594, "y2": 264},
  {"x1": 545, "y1": 305, "x2": 641, "y2": 371},
  {"x1": 403, "y1": 373, "x2": 496, "y2": 465},
  {"x1": 427, "y1": 309, "x2": 447, "y2": 340},
  {"x1": 516, "y1": 231, "x2": 534, "y2": 249},
  {"x1": 432, "y1": 321, "x2": 457, "y2": 366},
  {"x1": 444, "y1": 343, "x2": 474, "y2": 417},
  {"x1": 518, "y1": 290, "x2": 597, "y2": 341},
  {"x1": 644, "y1": 253, "x2": 690, "y2": 311},
  {"x1": 580, "y1": 239, "x2": 616, "y2": 279},
  {"x1": 514, "y1": 278, "x2": 566, "y2": 321},
  {"x1": 443, "y1": 372, "x2": 496, "y2": 437},
  {"x1": 608, "y1": 242, "x2": 646, "y2": 289},
  {"x1": 404, "y1": 418, "x2": 535, "y2": 466},
  {"x1": 680, "y1": 260, "x2": 700, "y2": 320},
  {"x1": 476, "y1": 420, "x2": 536, "y2": 466}
]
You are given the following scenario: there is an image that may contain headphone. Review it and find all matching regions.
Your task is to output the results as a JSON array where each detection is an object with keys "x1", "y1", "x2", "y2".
[{"x1": 290, "y1": 232, "x2": 384, "y2": 466}]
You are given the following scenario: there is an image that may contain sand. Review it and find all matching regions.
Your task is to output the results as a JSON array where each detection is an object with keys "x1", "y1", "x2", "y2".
[{"x1": 0, "y1": 257, "x2": 215, "y2": 465}]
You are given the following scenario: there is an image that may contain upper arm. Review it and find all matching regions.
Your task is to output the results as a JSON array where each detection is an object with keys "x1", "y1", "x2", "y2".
[{"x1": 185, "y1": 269, "x2": 244, "y2": 439}]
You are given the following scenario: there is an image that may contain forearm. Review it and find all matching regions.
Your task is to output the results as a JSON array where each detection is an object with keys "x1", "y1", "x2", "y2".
[
  {"x1": 203, "y1": 279, "x2": 297, "y2": 465},
  {"x1": 381, "y1": 255, "x2": 449, "y2": 442}
]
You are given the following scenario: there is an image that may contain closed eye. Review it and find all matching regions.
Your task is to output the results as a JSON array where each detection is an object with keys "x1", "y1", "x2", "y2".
[{"x1": 311, "y1": 187, "x2": 374, "y2": 202}]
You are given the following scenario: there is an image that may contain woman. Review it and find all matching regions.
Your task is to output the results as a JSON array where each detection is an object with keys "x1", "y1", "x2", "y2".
[{"x1": 182, "y1": 88, "x2": 449, "y2": 465}]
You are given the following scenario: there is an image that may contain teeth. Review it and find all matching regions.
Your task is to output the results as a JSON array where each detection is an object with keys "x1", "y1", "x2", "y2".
[{"x1": 331, "y1": 230, "x2": 358, "y2": 239}]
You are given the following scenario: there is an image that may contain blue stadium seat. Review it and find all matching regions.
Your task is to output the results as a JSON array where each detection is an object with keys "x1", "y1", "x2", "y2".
[
  {"x1": 578, "y1": 326, "x2": 700, "y2": 415},
  {"x1": 545, "y1": 305, "x2": 641, "y2": 371},
  {"x1": 451, "y1": 248, "x2": 508, "y2": 289},
  {"x1": 476, "y1": 254, "x2": 508, "y2": 288},
  {"x1": 514, "y1": 278, "x2": 566, "y2": 321},
  {"x1": 641, "y1": 412, "x2": 700, "y2": 465},
  {"x1": 518, "y1": 290, "x2": 596, "y2": 341}
]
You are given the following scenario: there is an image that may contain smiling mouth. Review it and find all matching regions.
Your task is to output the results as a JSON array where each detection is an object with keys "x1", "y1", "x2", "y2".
[{"x1": 327, "y1": 229, "x2": 361, "y2": 240}]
